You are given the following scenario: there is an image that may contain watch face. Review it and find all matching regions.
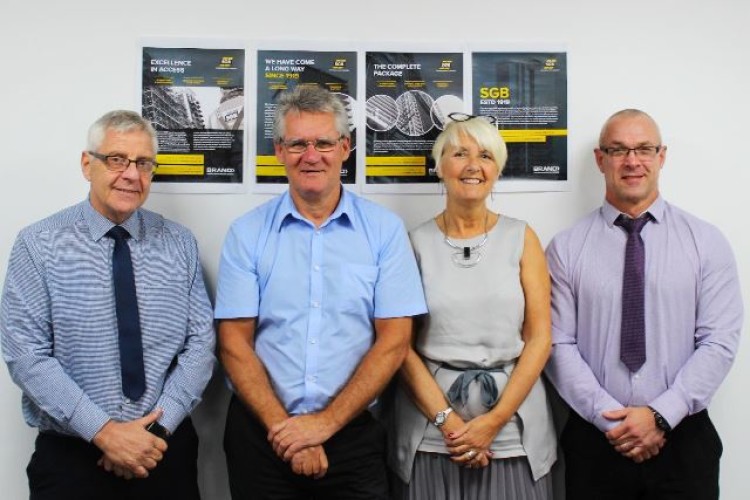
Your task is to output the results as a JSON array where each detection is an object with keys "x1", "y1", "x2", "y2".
[{"x1": 436, "y1": 412, "x2": 446, "y2": 425}]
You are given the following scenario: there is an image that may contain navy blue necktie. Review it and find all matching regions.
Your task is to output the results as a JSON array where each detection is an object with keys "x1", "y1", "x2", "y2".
[
  {"x1": 614, "y1": 214, "x2": 651, "y2": 372},
  {"x1": 107, "y1": 226, "x2": 145, "y2": 400}
]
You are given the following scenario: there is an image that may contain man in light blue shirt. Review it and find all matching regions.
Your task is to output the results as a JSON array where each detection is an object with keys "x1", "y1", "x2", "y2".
[
  {"x1": 1, "y1": 110, "x2": 215, "y2": 499},
  {"x1": 545, "y1": 109, "x2": 743, "y2": 499},
  {"x1": 215, "y1": 86, "x2": 426, "y2": 499}
]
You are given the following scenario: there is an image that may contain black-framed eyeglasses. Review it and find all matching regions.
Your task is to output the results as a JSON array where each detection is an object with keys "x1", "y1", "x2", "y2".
[
  {"x1": 278, "y1": 136, "x2": 344, "y2": 154},
  {"x1": 88, "y1": 151, "x2": 158, "y2": 174},
  {"x1": 447, "y1": 112, "x2": 498, "y2": 126},
  {"x1": 599, "y1": 145, "x2": 662, "y2": 159}
]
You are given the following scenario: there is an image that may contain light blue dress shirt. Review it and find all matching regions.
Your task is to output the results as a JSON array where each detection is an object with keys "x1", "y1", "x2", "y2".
[
  {"x1": 545, "y1": 197, "x2": 743, "y2": 431},
  {"x1": 1, "y1": 200, "x2": 216, "y2": 440},
  {"x1": 215, "y1": 188, "x2": 427, "y2": 415}
]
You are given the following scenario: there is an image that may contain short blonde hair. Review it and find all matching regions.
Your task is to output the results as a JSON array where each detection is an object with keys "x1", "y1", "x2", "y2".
[{"x1": 432, "y1": 118, "x2": 508, "y2": 178}]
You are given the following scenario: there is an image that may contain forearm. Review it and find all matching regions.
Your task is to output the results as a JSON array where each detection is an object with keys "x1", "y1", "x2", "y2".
[
  {"x1": 156, "y1": 327, "x2": 216, "y2": 431},
  {"x1": 400, "y1": 348, "x2": 452, "y2": 419},
  {"x1": 218, "y1": 319, "x2": 288, "y2": 429},
  {"x1": 488, "y1": 333, "x2": 550, "y2": 427},
  {"x1": 321, "y1": 317, "x2": 411, "y2": 434}
]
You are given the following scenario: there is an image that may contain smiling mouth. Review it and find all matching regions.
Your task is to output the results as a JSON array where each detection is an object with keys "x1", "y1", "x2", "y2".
[{"x1": 461, "y1": 178, "x2": 483, "y2": 184}]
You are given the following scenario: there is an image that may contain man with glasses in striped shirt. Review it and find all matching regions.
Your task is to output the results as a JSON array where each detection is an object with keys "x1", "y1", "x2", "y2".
[{"x1": 1, "y1": 110, "x2": 215, "y2": 499}]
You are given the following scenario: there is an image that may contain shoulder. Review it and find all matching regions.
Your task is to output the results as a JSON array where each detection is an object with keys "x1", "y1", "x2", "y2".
[
  {"x1": 498, "y1": 214, "x2": 528, "y2": 238},
  {"x1": 15, "y1": 203, "x2": 85, "y2": 251},
  {"x1": 347, "y1": 191, "x2": 404, "y2": 230},
  {"x1": 547, "y1": 208, "x2": 600, "y2": 253},
  {"x1": 662, "y1": 202, "x2": 735, "y2": 258},
  {"x1": 229, "y1": 195, "x2": 284, "y2": 234},
  {"x1": 140, "y1": 208, "x2": 197, "y2": 244},
  {"x1": 409, "y1": 217, "x2": 437, "y2": 238}
]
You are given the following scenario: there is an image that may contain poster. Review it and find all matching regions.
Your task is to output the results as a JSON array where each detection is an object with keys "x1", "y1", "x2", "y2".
[
  {"x1": 472, "y1": 51, "x2": 567, "y2": 190},
  {"x1": 255, "y1": 49, "x2": 358, "y2": 189},
  {"x1": 140, "y1": 40, "x2": 246, "y2": 193},
  {"x1": 364, "y1": 51, "x2": 464, "y2": 192}
]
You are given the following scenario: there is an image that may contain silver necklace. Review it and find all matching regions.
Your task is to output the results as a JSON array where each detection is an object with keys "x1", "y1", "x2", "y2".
[{"x1": 442, "y1": 211, "x2": 489, "y2": 268}]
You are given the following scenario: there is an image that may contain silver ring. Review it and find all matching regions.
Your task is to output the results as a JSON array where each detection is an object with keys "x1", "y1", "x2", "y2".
[{"x1": 466, "y1": 450, "x2": 477, "y2": 459}]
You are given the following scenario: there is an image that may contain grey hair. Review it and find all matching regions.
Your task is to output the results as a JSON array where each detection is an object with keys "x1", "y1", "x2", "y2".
[
  {"x1": 432, "y1": 118, "x2": 508, "y2": 177},
  {"x1": 272, "y1": 86, "x2": 350, "y2": 142},
  {"x1": 87, "y1": 110, "x2": 158, "y2": 153},
  {"x1": 599, "y1": 109, "x2": 662, "y2": 146}
]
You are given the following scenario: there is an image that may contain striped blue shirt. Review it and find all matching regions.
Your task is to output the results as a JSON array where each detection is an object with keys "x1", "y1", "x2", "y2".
[{"x1": 1, "y1": 200, "x2": 215, "y2": 441}]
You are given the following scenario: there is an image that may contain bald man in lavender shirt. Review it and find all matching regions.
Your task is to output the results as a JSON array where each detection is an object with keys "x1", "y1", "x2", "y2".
[{"x1": 545, "y1": 109, "x2": 743, "y2": 500}]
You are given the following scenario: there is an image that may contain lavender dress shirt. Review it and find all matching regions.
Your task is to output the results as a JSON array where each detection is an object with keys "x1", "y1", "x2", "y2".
[{"x1": 545, "y1": 197, "x2": 743, "y2": 432}]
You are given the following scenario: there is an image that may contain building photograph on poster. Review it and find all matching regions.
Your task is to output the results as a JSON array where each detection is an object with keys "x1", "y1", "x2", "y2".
[
  {"x1": 254, "y1": 49, "x2": 358, "y2": 188},
  {"x1": 472, "y1": 51, "x2": 567, "y2": 186},
  {"x1": 140, "y1": 43, "x2": 245, "y2": 192},
  {"x1": 365, "y1": 51, "x2": 464, "y2": 188}
]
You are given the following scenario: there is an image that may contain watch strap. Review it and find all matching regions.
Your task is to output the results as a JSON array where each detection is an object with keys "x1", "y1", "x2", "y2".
[{"x1": 648, "y1": 406, "x2": 672, "y2": 433}]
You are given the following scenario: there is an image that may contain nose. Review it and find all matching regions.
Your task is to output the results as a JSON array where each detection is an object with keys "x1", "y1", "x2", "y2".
[
  {"x1": 623, "y1": 149, "x2": 640, "y2": 165},
  {"x1": 300, "y1": 143, "x2": 322, "y2": 162},
  {"x1": 120, "y1": 160, "x2": 142, "y2": 180}
]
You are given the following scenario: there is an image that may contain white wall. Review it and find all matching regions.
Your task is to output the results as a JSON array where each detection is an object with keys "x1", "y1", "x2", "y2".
[{"x1": 1, "y1": 1, "x2": 748, "y2": 498}]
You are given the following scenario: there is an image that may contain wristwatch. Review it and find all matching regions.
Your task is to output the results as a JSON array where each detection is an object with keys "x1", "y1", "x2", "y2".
[
  {"x1": 648, "y1": 406, "x2": 672, "y2": 433},
  {"x1": 433, "y1": 407, "x2": 454, "y2": 428},
  {"x1": 146, "y1": 421, "x2": 171, "y2": 440}
]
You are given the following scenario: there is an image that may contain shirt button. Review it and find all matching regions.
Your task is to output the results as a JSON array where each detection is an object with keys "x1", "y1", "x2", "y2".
[
  {"x1": 124, "y1": 398, "x2": 131, "y2": 404},
  {"x1": 313, "y1": 265, "x2": 320, "y2": 271},
  {"x1": 310, "y1": 339, "x2": 317, "y2": 344},
  {"x1": 307, "y1": 375, "x2": 316, "y2": 381},
  {"x1": 311, "y1": 301, "x2": 320, "y2": 308}
]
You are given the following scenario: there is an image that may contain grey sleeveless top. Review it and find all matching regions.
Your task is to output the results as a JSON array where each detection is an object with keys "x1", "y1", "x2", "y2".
[{"x1": 388, "y1": 215, "x2": 557, "y2": 482}]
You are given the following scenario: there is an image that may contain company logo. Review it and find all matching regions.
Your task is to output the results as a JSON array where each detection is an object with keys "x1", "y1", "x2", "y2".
[
  {"x1": 332, "y1": 58, "x2": 348, "y2": 70},
  {"x1": 532, "y1": 165, "x2": 560, "y2": 174},
  {"x1": 218, "y1": 56, "x2": 235, "y2": 69},
  {"x1": 542, "y1": 58, "x2": 558, "y2": 71},
  {"x1": 439, "y1": 60, "x2": 453, "y2": 71}
]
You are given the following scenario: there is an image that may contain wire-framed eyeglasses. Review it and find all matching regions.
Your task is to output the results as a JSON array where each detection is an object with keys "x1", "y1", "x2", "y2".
[
  {"x1": 599, "y1": 145, "x2": 663, "y2": 159},
  {"x1": 447, "y1": 112, "x2": 498, "y2": 126},
  {"x1": 278, "y1": 136, "x2": 344, "y2": 154},
  {"x1": 87, "y1": 151, "x2": 158, "y2": 175}
]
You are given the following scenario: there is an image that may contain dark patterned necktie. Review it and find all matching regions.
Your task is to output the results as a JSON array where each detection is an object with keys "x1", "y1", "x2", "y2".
[
  {"x1": 107, "y1": 226, "x2": 145, "y2": 400},
  {"x1": 614, "y1": 214, "x2": 651, "y2": 372}
]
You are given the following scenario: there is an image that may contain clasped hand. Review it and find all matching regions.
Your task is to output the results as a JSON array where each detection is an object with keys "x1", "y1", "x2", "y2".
[{"x1": 603, "y1": 406, "x2": 666, "y2": 463}]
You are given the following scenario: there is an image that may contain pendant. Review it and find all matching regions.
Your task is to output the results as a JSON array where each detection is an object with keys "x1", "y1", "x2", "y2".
[{"x1": 451, "y1": 249, "x2": 483, "y2": 268}]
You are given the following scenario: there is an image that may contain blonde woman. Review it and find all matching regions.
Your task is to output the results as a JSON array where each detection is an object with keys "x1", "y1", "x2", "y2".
[{"x1": 389, "y1": 114, "x2": 556, "y2": 499}]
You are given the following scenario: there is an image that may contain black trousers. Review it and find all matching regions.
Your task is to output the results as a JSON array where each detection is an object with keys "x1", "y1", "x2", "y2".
[
  {"x1": 562, "y1": 410, "x2": 722, "y2": 500},
  {"x1": 224, "y1": 395, "x2": 389, "y2": 500},
  {"x1": 28, "y1": 418, "x2": 200, "y2": 500}
]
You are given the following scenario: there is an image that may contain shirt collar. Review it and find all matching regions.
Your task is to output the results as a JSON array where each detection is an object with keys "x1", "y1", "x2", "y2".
[
  {"x1": 602, "y1": 196, "x2": 665, "y2": 227},
  {"x1": 274, "y1": 187, "x2": 354, "y2": 232},
  {"x1": 82, "y1": 199, "x2": 143, "y2": 242}
]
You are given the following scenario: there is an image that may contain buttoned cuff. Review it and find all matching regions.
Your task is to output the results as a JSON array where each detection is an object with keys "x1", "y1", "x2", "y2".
[
  {"x1": 154, "y1": 394, "x2": 188, "y2": 434},
  {"x1": 648, "y1": 390, "x2": 690, "y2": 430},
  {"x1": 68, "y1": 396, "x2": 112, "y2": 442}
]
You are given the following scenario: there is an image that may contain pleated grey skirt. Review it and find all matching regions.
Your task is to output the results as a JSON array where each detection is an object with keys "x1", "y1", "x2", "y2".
[{"x1": 392, "y1": 452, "x2": 553, "y2": 500}]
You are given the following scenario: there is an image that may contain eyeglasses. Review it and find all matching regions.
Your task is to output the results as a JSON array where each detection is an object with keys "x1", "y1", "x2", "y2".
[
  {"x1": 599, "y1": 145, "x2": 662, "y2": 159},
  {"x1": 447, "y1": 112, "x2": 498, "y2": 126},
  {"x1": 88, "y1": 151, "x2": 158, "y2": 174},
  {"x1": 278, "y1": 136, "x2": 344, "y2": 154}
]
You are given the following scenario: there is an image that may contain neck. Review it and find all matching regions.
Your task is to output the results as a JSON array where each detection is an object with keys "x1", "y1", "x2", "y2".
[
  {"x1": 441, "y1": 202, "x2": 492, "y2": 238},
  {"x1": 290, "y1": 186, "x2": 342, "y2": 227},
  {"x1": 607, "y1": 192, "x2": 658, "y2": 219}
]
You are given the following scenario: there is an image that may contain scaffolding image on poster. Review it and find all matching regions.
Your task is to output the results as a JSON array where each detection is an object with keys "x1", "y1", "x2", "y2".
[
  {"x1": 141, "y1": 47, "x2": 245, "y2": 186},
  {"x1": 255, "y1": 50, "x2": 357, "y2": 185},
  {"x1": 365, "y1": 52, "x2": 464, "y2": 185},
  {"x1": 472, "y1": 52, "x2": 567, "y2": 182}
]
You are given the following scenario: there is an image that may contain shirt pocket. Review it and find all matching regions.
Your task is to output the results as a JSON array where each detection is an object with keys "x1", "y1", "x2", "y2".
[{"x1": 333, "y1": 263, "x2": 378, "y2": 315}]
